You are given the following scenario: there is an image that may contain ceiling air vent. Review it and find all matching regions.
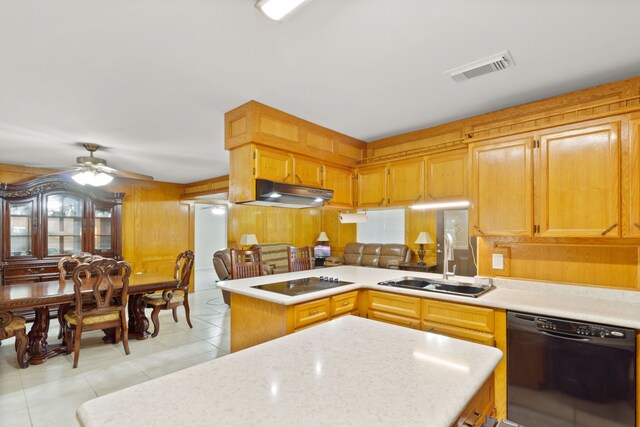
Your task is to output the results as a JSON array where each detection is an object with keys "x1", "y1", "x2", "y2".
[{"x1": 446, "y1": 50, "x2": 515, "y2": 82}]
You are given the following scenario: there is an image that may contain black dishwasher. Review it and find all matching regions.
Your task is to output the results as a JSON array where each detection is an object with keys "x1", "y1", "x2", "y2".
[{"x1": 507, "y1": 311, "x2": 635, "y2": 427}]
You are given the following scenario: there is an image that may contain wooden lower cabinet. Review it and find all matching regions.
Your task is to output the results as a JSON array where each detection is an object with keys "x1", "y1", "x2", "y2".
[
  {"x1": 455, "y1": 374, "x2": 495, "y2": 427},
  {"x1": 367, "y1": 290, "x2": 421, "y2": 329}
]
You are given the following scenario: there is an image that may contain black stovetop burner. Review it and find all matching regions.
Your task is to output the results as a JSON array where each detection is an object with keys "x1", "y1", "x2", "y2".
[{"x1": 252, "y1": 276, "x2": 354, "y2": 296}]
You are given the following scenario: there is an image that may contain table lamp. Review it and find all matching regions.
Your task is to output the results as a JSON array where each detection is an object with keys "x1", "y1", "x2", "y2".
[
  {"x1": 240, "y1": 233, "x2": 259, "y2": 249},
  {"x1": 316, "y1": 231, "x2": 329, "y2": 244},
  {"x1": 414, "y1": 231, "x2": 434, "y2": 265}
]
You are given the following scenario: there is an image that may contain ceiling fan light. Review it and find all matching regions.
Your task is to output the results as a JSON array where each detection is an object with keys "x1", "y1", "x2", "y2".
[
  {"x1": 255, "y1": 0, "x2": 307, "y2": 21},
  {"x1": 72, "y1": 171, "x2": 113, "y2": 187}
]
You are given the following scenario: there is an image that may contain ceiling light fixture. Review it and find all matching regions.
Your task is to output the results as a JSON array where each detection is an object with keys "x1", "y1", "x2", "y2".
[
  {"x1": 72, "y1": 170, "x2": 113, "y2": 187},
  {"x1": 255, "y1": 0, "x2": 308, "y2": 21}
]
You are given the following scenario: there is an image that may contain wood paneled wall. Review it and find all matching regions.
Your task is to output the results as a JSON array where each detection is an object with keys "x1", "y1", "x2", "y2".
[{"x1": 0, "y1": 165, "x2": 192, "y2": 279}]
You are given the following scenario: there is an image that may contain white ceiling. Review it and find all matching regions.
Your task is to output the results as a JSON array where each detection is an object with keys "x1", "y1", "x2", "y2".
[{"x1": 1, "y1": 0, "x2": 640, "y2": 184}]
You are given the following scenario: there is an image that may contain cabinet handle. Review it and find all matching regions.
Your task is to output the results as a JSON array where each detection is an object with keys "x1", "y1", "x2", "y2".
[
  {"x1": 414, "y1": 196, "x2": 422, "y2": 203},
  {"x1": 378, "y1": 198, "x2": 385, "y2": 206},
  {"x1": 342, "y1": 301, "x2": 350, "y2": 307},
  {"x1": 283, "y1": 173, "x2": 291, "y2": 181},
  {"x1": 32, "y1": 218, "x2": 38, "y2": 231},
  {"x1": 295, "y1": 174, "x2": 302, "y2": 183},
  {"x1": 408, "y1": 322, "x2": 415, "y2": 329},
  {"x1": 27, "y1": 268, "x2": 45, "y2": 274},
  {"x1": 309, "y1": 310, "x2": 318, "y2": 316},
  {"x1": 601, "y1": 223, "x2": 618, "y2": 236},
  {"x1": 634, "y1": 223, "x2": 640, "y2": 230},
  {"x1": 427, "y1": 193, "x2": 434, "y2": 199},
  {"x1": 473, "y1": 225, "x2": 485, "y2": 235}
]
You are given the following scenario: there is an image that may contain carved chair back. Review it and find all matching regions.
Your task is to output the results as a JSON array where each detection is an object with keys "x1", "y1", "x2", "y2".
[
  {"x1": 230, "y1": 248, "x2": 263, "y2": 279},
  {"x1": 71, "y1": 259, "x2": 131, "y2": 321},
  {"x1": 287, "y1": 245, "x2": 314, "y2": 272},
  {"x1": 173, "y1": 250, "x2": 195, "y2": 292},
  {"x1": 58, "y1": 252, "x2": 104, "y2": 281}
]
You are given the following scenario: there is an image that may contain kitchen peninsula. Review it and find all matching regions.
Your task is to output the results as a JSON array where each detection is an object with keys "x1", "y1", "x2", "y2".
[{"x1": 77, "y1": 316, "x2": 502, "y2": 427}]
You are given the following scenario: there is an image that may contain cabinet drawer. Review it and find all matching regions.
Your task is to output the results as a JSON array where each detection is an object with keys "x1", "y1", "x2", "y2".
[
  {"x1": 293, "y1": 298, "x2": 330, "y2": 330},
  {"x1": 368, "y1": 310, "x2": 420, "y2": 330},
  {"x1": 331, "y1": 291, "x2": 358, "y2": 317},
  {"x1": 5, "y1": 265, "x2": 58, "y2": 277},
  {"x1": 422, "y1": 321, "x2": 495, "y2": 346},
  {"x1": 368, "y1": 291, "x2": 421, "y2": 319},
  {"x1": 422, "y1": 299, "x2": 494, "y2": 333}
]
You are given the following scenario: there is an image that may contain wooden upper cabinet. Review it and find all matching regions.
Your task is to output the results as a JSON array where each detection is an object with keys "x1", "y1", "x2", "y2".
[
  {"x1": 470, "y1": 135, "x2": 534, "y2": 236},
  {"x1": 356, "y1": 165, "x2": 388, "y2": 208},
  {"x1": 629, "y1": 117, "x2": 640, "y2": 237},
  {"x1": 425, "y1": 151, "x2": 467, "y2": 201},
  {"x1": 324, "y1": 164, "x2": 354, "y2": 208},
  {"x1": 388, "y1": 158, "x2": 424, "y2": 206},
  {"x1": 292, "y1": 156, "x2": 323, "y2": 188},
  {"x1": 254, "y1": 146, "x2": 293, "y2": 183},
  {"x1": 537, "y1": 122, "x2": 621, "y2": 238}
]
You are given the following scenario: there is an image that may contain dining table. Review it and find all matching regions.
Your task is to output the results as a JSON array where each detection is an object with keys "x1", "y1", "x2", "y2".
[{"x1": 0, "y1": 272, "x2": 178, "y2": 365}]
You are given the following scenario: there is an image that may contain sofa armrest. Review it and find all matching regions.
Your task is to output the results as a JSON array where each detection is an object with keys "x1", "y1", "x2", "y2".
[{"x1": 386, "y1": 259, "x2": 401, "y2": 269}]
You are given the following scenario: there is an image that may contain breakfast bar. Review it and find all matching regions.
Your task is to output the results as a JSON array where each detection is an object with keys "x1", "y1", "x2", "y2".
[{"x1": 77, "y1": 315, "x2": 502, "y2": 426}]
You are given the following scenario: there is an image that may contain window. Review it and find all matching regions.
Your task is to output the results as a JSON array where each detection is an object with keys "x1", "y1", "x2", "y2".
[{"x1": 357, "y1": 209, "x2": 405, "y2": 244}]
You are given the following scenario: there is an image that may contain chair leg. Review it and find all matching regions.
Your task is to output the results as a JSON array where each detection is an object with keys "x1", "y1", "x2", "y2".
[
  {"x1": 150, "y1": 306, "x2": 161, "y2": 338},
  {"x1": 114, "y1": 325, "x2": 121, "y2": 344},
  {"x1": 57, "y1": 304, "x2": 69, "y2": 340},
  {"x1": 183, "y1": 296, "x2": 193, "y2": 329},
  {"x1": 65, "y1": 327, "x2": 73, "y2": 355},
  {"x1": 13, "y1": 329, "x2": 29, "y2": 369},
  {"x1": 121, "y1": 315, "x2": 130, "y2": 355},
  {"x1": 72, "y1": 325, "x2": 83, "y2": 368},
  {"x1": 172, "y1": 308, "x2": 178, "y2": 323}
]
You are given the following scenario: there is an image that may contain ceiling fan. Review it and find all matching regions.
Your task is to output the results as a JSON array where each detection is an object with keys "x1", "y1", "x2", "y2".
[{"x1": 49, "y1": 143, "x2": 154, "y2": 186}]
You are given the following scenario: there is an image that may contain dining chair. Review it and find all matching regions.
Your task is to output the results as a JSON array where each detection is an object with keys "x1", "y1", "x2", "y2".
[
  {"x1": 142, "y1": 250, "x2": 195, "y2": 338},
  {"x1": 0, "y1": 311, "x2": 29, "y2": 368},
  {"x1": 230, "y1": 248, "x2": 263, "y2": 279},
  {"x1": 64, "y1": 258, "x2": 131, "y2": 368},
  {"x1": 57, "y1": 253, "x2": 104, "y2": 341},
  {"x1": 287, "y1": 245, "x2": 314, "y2": 272}
]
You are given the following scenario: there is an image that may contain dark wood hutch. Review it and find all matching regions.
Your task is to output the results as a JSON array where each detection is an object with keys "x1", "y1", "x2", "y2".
[{"x1": 0, "y1": 175, "x2": 123, "y2": 288}]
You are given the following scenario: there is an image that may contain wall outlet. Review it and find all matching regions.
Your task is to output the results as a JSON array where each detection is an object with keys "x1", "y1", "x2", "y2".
[{"x1": 492, "y1": 253, "x2": 504, "y2": 270}]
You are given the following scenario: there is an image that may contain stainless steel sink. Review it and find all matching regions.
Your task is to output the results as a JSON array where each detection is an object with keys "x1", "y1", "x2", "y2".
[{"x1": 377, "y1": 276, "x2": 493, "y2": 298}]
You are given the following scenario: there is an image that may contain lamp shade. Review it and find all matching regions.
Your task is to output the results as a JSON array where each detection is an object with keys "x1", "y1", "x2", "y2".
[
  {"x1": 240, "y1": 234, "x2": 259, "y2": 246},
  {"x1": 316, "y1": 232, "x2": 329, "y2": 242},
  {"x1": 414, "y1": 232, "x2": 434, "y2": 245}
]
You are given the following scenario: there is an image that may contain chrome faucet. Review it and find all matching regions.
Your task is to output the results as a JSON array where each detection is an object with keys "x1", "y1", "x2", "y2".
[{"x1": 442, "y1": 233, "x2": 456, "y2": 280}]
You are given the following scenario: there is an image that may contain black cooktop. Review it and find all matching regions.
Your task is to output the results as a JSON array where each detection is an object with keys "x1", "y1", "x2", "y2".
[{"x1": 252, "y1": 276, "x2": 354, "y2": 296}]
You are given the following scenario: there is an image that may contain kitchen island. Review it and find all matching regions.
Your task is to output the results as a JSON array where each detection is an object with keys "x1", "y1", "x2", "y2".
[{"x1": 77, "y1": 316, "x2": 502, "y2": 427}]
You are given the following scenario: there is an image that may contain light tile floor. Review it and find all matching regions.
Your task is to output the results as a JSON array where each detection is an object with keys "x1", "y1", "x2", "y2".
[{"x1": 0, "y1": 276, "x2": 229, "y2": 427}]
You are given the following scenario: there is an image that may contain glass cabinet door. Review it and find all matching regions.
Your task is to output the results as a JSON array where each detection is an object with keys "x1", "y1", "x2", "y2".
[
  {"x1": 45, "y1": 194, "x2": 84, "y2": 256},
  {"x1": 7, "y1": 200, "x2": 36, "y2": 257},
  {"x1": 93, "y1": 207, "x2": 113, "y2": 254}
]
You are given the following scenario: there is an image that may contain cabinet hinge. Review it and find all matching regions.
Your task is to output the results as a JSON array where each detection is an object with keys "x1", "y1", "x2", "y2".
[
  {"x1": 252, "y1": 151, "x2": 256, "y2": 159},
  {"x1": 252, "y1": 167, "x2": 256, "y2": 176},
  {"x1": 387, "y1": 169, "x2": 390, "y2": 176}
]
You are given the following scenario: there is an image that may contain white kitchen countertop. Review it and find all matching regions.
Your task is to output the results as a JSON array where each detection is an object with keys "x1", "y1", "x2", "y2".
[
  {"x1": 77, "y1": 316, "x2": 502, "y2": 427},
  {"x1": 217, "y1": 266, "x2": 640, "y2": 329}
]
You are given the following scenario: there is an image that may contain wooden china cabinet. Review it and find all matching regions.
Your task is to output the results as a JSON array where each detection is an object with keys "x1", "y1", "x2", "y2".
[{"x1": 0, "y1": 176, "x2": 123, "y2": 293}]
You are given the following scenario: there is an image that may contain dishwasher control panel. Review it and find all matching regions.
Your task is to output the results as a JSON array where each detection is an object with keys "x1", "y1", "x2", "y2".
[{"x1": 536, "y1": 317, "x2": 628, "y2": 339}]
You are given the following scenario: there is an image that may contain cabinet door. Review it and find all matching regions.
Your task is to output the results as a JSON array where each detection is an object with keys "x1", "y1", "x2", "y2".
[
  {"x1": 470, "y1": 136, "x2": 534, "y2": 236},
  {"x1": 388, "y1": 158, "x2": 424, "y2": 206},
  {"x1": 356, "y1": 165, "x2": 388, "y2": 208},
  {"x1": 537, "y1": 122, "x2": 620, "y2": 237},
  {"x1": 292, "y1": 156, "x2": 323, "y2": 188},
  {"x1": 324, "y1": 164, "x2": 354, "y2": 208},
  {"x1": 90, "y1": 200, "x2": 117, "y2": 257},
  {"x1": 629, "y1": 117, "x2": 640, "y2": 237},
  {"x1": 254, "y1": 147, "x2": 293, "y2": 183},
  {"x1": 4, "y1": 197, "x2": 38, "y2": 259},
  {"x1": 425, "y1": 151, "x2": 467, "y2": 201},
  {"x1": 43, "y1": 193, "x2": 84, "y2": 257}
]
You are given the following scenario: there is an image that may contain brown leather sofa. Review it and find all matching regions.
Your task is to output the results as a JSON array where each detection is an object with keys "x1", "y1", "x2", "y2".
[{"x1": 324, "y1": 242, "x2": 411, "y2": 269}]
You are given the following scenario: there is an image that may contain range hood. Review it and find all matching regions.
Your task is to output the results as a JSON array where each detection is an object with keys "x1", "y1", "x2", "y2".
[{"x1": 238, "y1": 179, "x2": 334, "y2": 209}]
